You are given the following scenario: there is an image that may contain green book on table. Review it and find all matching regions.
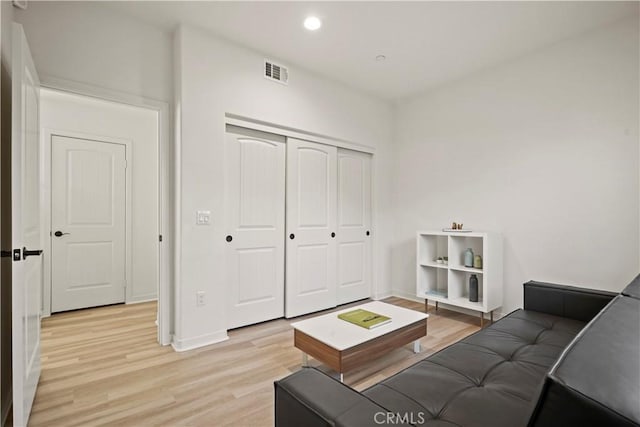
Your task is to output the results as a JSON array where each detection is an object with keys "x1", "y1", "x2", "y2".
[{"x1": 338, "y1": 309, "x2": 392, "y2": 329}]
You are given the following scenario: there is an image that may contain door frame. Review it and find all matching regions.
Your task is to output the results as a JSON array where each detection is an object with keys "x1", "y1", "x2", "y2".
[
  {"x1": 45, "y1": 131, "x2": 132, "y2": 314},
  {"x1": 38, "y1": 77, "x2": 172, "y2": 346}
]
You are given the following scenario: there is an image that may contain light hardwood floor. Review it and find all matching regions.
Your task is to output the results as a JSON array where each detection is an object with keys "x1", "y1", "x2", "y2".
[{"x1": 30, "y1": 298, "x2": 481, "y2": 426}]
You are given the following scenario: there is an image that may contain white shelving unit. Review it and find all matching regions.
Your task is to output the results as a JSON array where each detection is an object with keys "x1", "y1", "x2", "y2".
[{"x1": 416, "y1": 230, "x2": 503, "y2": 326}]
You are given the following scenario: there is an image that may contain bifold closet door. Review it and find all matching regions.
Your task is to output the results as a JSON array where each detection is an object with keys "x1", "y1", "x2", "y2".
[
  {"x1": 285, "y1": 138, "x2": 337, "y2": 318},
  {"x1": 336, "y1": 149, "x2": 372, "y2": 304},
  {"x1": 225, "y1": 125, "x2": 286, "y2": 329}
]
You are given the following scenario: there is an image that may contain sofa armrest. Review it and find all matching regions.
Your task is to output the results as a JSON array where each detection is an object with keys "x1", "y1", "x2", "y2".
[
  {"x1": 523, "y1": 281, "x2": 616, "y2": 322},
  {"x1": 275, "y1": 368, "x2": 399, "y2": 427}
]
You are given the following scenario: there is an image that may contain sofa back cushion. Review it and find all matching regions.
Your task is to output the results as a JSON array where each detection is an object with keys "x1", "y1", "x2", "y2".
[
  {"x1": 528, "y1": 294, "x2": 640, "y2": 427},
  {"x1": 523, "y1": 281, "x2": 616, "y2": 322},
  {"x1": 622, "y1": 273, "x2": 640, "y2": 299}
]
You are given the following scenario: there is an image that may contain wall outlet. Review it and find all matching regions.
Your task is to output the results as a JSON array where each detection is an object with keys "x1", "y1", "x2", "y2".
[
  {"x1": 196, "y1": 210, "x2": 211, "y2": 225},
  {"x1": 196, "y1": 291, "x2": 205, "y2": 307}
]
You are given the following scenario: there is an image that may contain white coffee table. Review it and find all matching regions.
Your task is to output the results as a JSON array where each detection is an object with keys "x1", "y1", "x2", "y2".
[{"x1": 291, "y1": 301, "x2": 428, "y2": 382}]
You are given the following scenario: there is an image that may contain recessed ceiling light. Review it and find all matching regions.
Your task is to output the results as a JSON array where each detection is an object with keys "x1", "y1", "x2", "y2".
[
  {"x1": 375, "y1": 55, "x2": 386, "y2": 61},
  {"x1": 304, "y1": 16, "x2": 322, "y2": 31}
]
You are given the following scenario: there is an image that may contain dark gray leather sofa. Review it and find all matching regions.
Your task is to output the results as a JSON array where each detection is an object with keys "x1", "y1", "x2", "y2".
[{"x1": 274, "y1": 277, "x2": 640, "y2": 426}]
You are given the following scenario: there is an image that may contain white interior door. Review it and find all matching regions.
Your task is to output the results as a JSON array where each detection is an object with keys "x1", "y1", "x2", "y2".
[
  {"x1": 11, "y1": 23, "x2": 42, "y2": 427},
  {"x1": 336, "y1": 149, "x2": 372, "y2": 305},
  {"x1": 225, "y1": 126, "x2": 285, "y2": 329},
  {"x1": 286, "y1": 138, "x2": 337, "y2": 318},
  {"x1": 51, "y1": 136, "x2": 126, "y2": 312}
]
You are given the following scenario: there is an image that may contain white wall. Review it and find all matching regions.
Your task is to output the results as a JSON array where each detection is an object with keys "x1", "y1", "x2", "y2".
[
  {"x1": 40, "y1": 89, "x2": 159, "y2": 305},
  {"x1": 14, "y1": 1, "x2": 173, "y2": 102},
  {"x1": 174, "y1": 25, "x2": 394, "y2": 350},
  {"x1": 392, "y1": 17, "x2": 640, "y2": 315}
]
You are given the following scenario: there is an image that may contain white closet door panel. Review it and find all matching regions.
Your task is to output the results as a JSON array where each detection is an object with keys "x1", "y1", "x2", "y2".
[
  {"x1": 225, "y1": 126, "x2": 285, "y2": 329},
  {"x1": 337, "y1": 149, "x2": 372, "y2": 304},
  {"x1": 286, "y1": 138, "x2": 337, "y2": 318}
]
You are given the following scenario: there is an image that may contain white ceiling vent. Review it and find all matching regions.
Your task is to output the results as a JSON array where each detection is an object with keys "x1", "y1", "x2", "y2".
[{"x1": 264, "y1": 60, "x2": 289, "y2": 85}]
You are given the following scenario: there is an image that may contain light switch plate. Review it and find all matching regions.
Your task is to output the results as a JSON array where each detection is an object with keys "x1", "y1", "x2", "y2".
[{"x1": 196, "y1": 210, "x2": 211, "y2": 225}]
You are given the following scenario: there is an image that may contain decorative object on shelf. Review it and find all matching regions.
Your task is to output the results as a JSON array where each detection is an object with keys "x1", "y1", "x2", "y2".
[
  {"x1": 443, "y1": 222, "x2": 472, "y2": 232},
  {"x1": 464, "y1": 248, "x2": 474, "y2": 267},
  {"x1": 473, "y1": 255, "x2": 483, "y2": 269},
  {"x1": 436, "y1": 257, "x2": 444, "y2": 264},
  {"x1": 443, "y1": 256, "x2": 448, "y2": 265},
  {"x1": 469, "y1": 274, "x2": 479, "y2": 302}
]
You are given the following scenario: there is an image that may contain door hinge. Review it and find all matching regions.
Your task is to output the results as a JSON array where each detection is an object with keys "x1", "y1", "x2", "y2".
[
  {"x1": 159, "y1": 234, "x2": 163, "y2": 242},
  {"x1": 124, "y1": 160, "x2": 128, "y2": 169}
]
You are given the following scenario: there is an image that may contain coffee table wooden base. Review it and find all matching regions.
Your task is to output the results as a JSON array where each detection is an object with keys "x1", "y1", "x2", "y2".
[{"x1": 294, "y1": 318, "x2": 427, "y2": 382}]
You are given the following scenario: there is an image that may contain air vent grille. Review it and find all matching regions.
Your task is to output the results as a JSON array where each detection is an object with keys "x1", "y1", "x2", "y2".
[
  {"x1": 12, "y1": 0, "x2": 27, "y2": 9},
  {"x1": 264, "y1": 59, "x2": 289, "y2": 85}
]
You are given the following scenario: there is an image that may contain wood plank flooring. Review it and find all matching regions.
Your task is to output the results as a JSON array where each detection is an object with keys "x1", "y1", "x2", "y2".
[{"x1": 30, "y1": 298, "x2": 481, "y2": 426}]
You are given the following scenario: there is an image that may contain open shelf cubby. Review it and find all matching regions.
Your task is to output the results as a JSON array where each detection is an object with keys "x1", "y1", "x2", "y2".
[{"x1": 416, "y1": 231, "x2": 503, "y2": 321}]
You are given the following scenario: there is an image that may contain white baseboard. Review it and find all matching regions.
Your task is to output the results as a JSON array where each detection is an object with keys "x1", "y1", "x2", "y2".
[
  {"x1": 2, "y1": 385, "x2": 12, "y2": 427},
  {"x1": 171, "y1": 330, "x2": 229, "y2": 352},
  {"x1": 126, "y1": 296, "x2": 158, "y2": 305},
  {"x1": 391, "y1": 289, "x2": 424, "y2": 304},
  {"x1": 371, "y1": 291, "x2": 392, "y2": 300},
  {"x1": 392, "y1": 289, "x2": 505, "y2": 320}
]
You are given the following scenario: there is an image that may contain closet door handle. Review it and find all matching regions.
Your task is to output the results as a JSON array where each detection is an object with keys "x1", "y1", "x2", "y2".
[
  {"x1": 366, "y1": 230, "x2": 370, "y2": 236},
  {"x1": 54, "y1": 231, "x2": 70, "y2": 237},
  {"x1": 331, "y1": 232, "x2": 336, "y2": 238},
  {"x1": 226, "y1": 235, "x2": 233, "y2": 242},
  {"x1": 289, "y1": 234, "x2": 295, "y2": 240}
]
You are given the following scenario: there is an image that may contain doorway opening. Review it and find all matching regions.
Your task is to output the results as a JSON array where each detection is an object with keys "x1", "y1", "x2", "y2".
[{"x1": 40, "y1": 87, "x2": 169, "y2": 345}]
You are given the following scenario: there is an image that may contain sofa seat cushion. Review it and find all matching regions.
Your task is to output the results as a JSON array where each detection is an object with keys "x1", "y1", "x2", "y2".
[{"x1": 363, "y1": 309, "x2": 585, "y2": 427}]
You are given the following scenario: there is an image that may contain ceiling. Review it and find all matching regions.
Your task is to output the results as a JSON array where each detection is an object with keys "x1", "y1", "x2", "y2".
[{"x1": 104, "y1": 1, "x2": 638, "y2": 101}]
